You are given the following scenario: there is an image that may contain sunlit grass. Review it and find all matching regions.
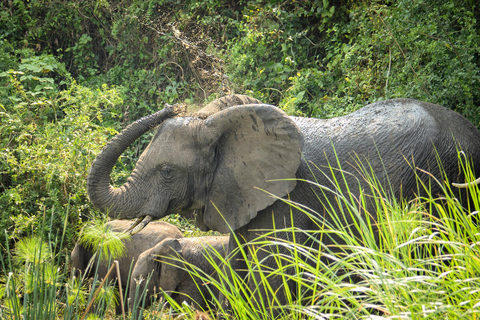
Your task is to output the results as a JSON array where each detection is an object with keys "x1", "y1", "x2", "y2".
[
  {"x1": 1, "y1": 155, "x2": 479, "y2": 319},
  {"x1": 174, "y1": 155, "x2": 480, "y2": 319},
  {"x1": 79, "y1": 217, "x2": 130, "y2": 262}
]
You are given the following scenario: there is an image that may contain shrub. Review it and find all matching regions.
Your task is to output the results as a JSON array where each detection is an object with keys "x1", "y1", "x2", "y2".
[
  {"x1": 0, "y1": 52, "x2": 126, "y2": 253},
  {"x1": 226, "y1": 0, "x2": 480, "y2": 123}
]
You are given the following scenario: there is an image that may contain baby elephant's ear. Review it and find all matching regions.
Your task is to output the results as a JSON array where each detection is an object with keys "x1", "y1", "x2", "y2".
[
  {"x1": 156, "y1": 238, "x2": 183, "y2": 295},
  {"x1": 154, "y1": 238, "x2": 182, "y2": 258},
  {"x1": 201, "y1": 104, "x2": 304, "y2": 233}
]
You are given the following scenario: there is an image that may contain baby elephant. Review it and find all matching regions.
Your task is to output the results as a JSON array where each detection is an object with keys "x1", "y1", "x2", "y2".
[
  {"x1": 129, "y1": 236, "x2": 229, "y2": 312},
  {"x1": 71, "y1": 220, "x2": 184, "y2": 312}
]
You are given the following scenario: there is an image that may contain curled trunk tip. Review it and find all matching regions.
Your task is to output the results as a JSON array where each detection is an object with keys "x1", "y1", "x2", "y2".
[{"x1": 452, "y1": 176, "x2": 480, "y2": 188}]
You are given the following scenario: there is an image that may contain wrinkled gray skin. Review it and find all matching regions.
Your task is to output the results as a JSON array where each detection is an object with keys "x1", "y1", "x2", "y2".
[
  {"x1": 87, "y1": 95, "x2": 480, "y2": 312},
  {"x1": 129, "y1": 236, "x2": 228, "y2": 312},
  {"x1": 71, "y1": 220, "x2": 184, "y2": 312}
]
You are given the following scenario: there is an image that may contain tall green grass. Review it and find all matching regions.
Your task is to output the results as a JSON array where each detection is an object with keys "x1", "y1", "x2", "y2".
[
  {"x1": 1, "y1": 157, "x2": 479, "y2": 319},
  {"x1": 0, "y1": 207, "x2": 70, "y2": 319},
  {"x1": 167, "y1": 157, "x2": 480, "y2": 319},
  {"x1": 0, "y1": 209, "x2": 126, "y2": 320}
]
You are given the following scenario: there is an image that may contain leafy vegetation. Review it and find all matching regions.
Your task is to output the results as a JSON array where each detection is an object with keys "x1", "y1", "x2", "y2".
[
  {"x1": 227, "y1": 0, "x2": 480, "y2": 120},
  {"x1": 2, "y1": 159, "x2": 480, "y2": 319},
  {"x1": 1, "y1": 0, "x2": 480, "y2": 318},
  {"x1": 194, "y1": 162, "x2": 480, "y2": 319}
]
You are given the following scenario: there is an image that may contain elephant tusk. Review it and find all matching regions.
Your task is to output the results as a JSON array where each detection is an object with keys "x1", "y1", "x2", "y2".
[
  {"x1": 124, "y1": 215, "x2": 153, "y2": 235},
  {"x1": 123, "y1": 216, "x2": 144, "y2": 234},
  {"x1": 452, "y1": 177, "x2": 480, "y2": 188},
  {"x1": 130, "y1": 215, "x2": 153, "y2": 235}
]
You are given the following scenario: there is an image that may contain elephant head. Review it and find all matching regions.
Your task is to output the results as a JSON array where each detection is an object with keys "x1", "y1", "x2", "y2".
[
  {"x1": 155, "y1": 239, "x2": 184, "y2": 296},
  {"x1": 129, "y1": 236, "x2": 228, "y2": 310},
  {"x1": 129, "y1": 238, "x2": 183, "y2": 309},
  {"x1": 87, "y1": 95, "x2": 304, "y2": 233}
]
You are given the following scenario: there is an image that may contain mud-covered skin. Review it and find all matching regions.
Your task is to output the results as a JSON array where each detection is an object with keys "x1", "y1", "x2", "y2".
[
  {"x1": 230, "y1": 98, "x2": 480, "y2": 265},
  {"x1": 87, "y1": 97, "x2": 480, "y2": 312},
  {"x1": 295, "y1": 98, "x2": 480, "y2": 202},
  {"x1": 128, "y1": 236, "x2": 228, "y2": 311}
]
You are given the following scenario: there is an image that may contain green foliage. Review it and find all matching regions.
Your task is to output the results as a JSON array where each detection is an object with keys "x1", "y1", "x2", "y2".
[
  {"x1": 13, "y1": 237, "x2": 51, "y2": 266},
  {"x1": 336, "y1": 0, "x2": 480, "y2": 124},
  {"x1": 79, "y1": 218, "x2": 129, "y2": 262},
  {"x1": 3, "y1": 0, "x2": 478, "y2": 121},
  {"x1": 0, "y1": 209, "x2": 69, "y2": 319},
  {"x1": 0, "y1": 0, "x2": 238, "y2": 113},
  {"x1": 0, "y1": 208, "x2": 123, "y2": 320},
  {"x1": 0, "y1": 52, "x2": 127, "y2": 254},
  {"x1": 225, "y1": 0, "x2": 341, "y2": 115},
  {"x1": 226, "y1": 0, "x2": 480, "y2": 122}
]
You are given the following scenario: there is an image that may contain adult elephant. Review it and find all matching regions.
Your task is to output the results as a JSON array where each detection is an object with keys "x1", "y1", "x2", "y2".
[{"x1": 87, "y1": 96, "x2": 480, "y2": 312}]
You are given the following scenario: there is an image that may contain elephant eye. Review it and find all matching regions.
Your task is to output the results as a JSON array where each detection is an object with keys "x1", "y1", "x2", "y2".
[{"x1": 160, "y1": 165, "x2": 174, "y2": 180}]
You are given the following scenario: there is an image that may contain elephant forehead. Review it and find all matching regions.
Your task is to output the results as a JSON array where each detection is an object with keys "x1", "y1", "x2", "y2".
[
  {"x1": 154, "y1": 117, "x2": 197, "y2": 140},
  {"x1": 146, "y1": 118, "x2": 205, "y2": 163}
]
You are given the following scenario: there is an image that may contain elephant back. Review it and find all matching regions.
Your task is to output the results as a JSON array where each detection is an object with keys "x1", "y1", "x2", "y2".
[
  {"x1": 106, "y1": 220, "x2": 184, "y2": 281},
  {"x1": 293, "y1": 98, "x2": 480, "y2": 211}
]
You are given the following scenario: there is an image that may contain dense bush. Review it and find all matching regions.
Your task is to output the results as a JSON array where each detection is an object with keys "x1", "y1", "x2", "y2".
[
  {"x1": 0, "y1": 51, "x2": 126, "y2": 251},
  {"x1": 3, "y1": 0, "x2": 479, "y2": 120},
  {"x1": 1, "y1": 0, "x2": 240, "y2": 114},
  {"x1": 226, "y1": 0, "x2": 480, "y2": 122}
]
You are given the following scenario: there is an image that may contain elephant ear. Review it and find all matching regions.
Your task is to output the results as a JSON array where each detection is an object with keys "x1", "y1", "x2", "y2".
[
  {"x1": 201, "y1": 104, "x2": 304, "y2": 233},
  {"x1": 155, "y1": 238, "x2": 183, "y2": 295}
]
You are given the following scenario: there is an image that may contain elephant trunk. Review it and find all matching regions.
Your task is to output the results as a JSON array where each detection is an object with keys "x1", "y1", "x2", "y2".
[{"x1": 87, "y1": 106, "x2": 177, "y2": 218}]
